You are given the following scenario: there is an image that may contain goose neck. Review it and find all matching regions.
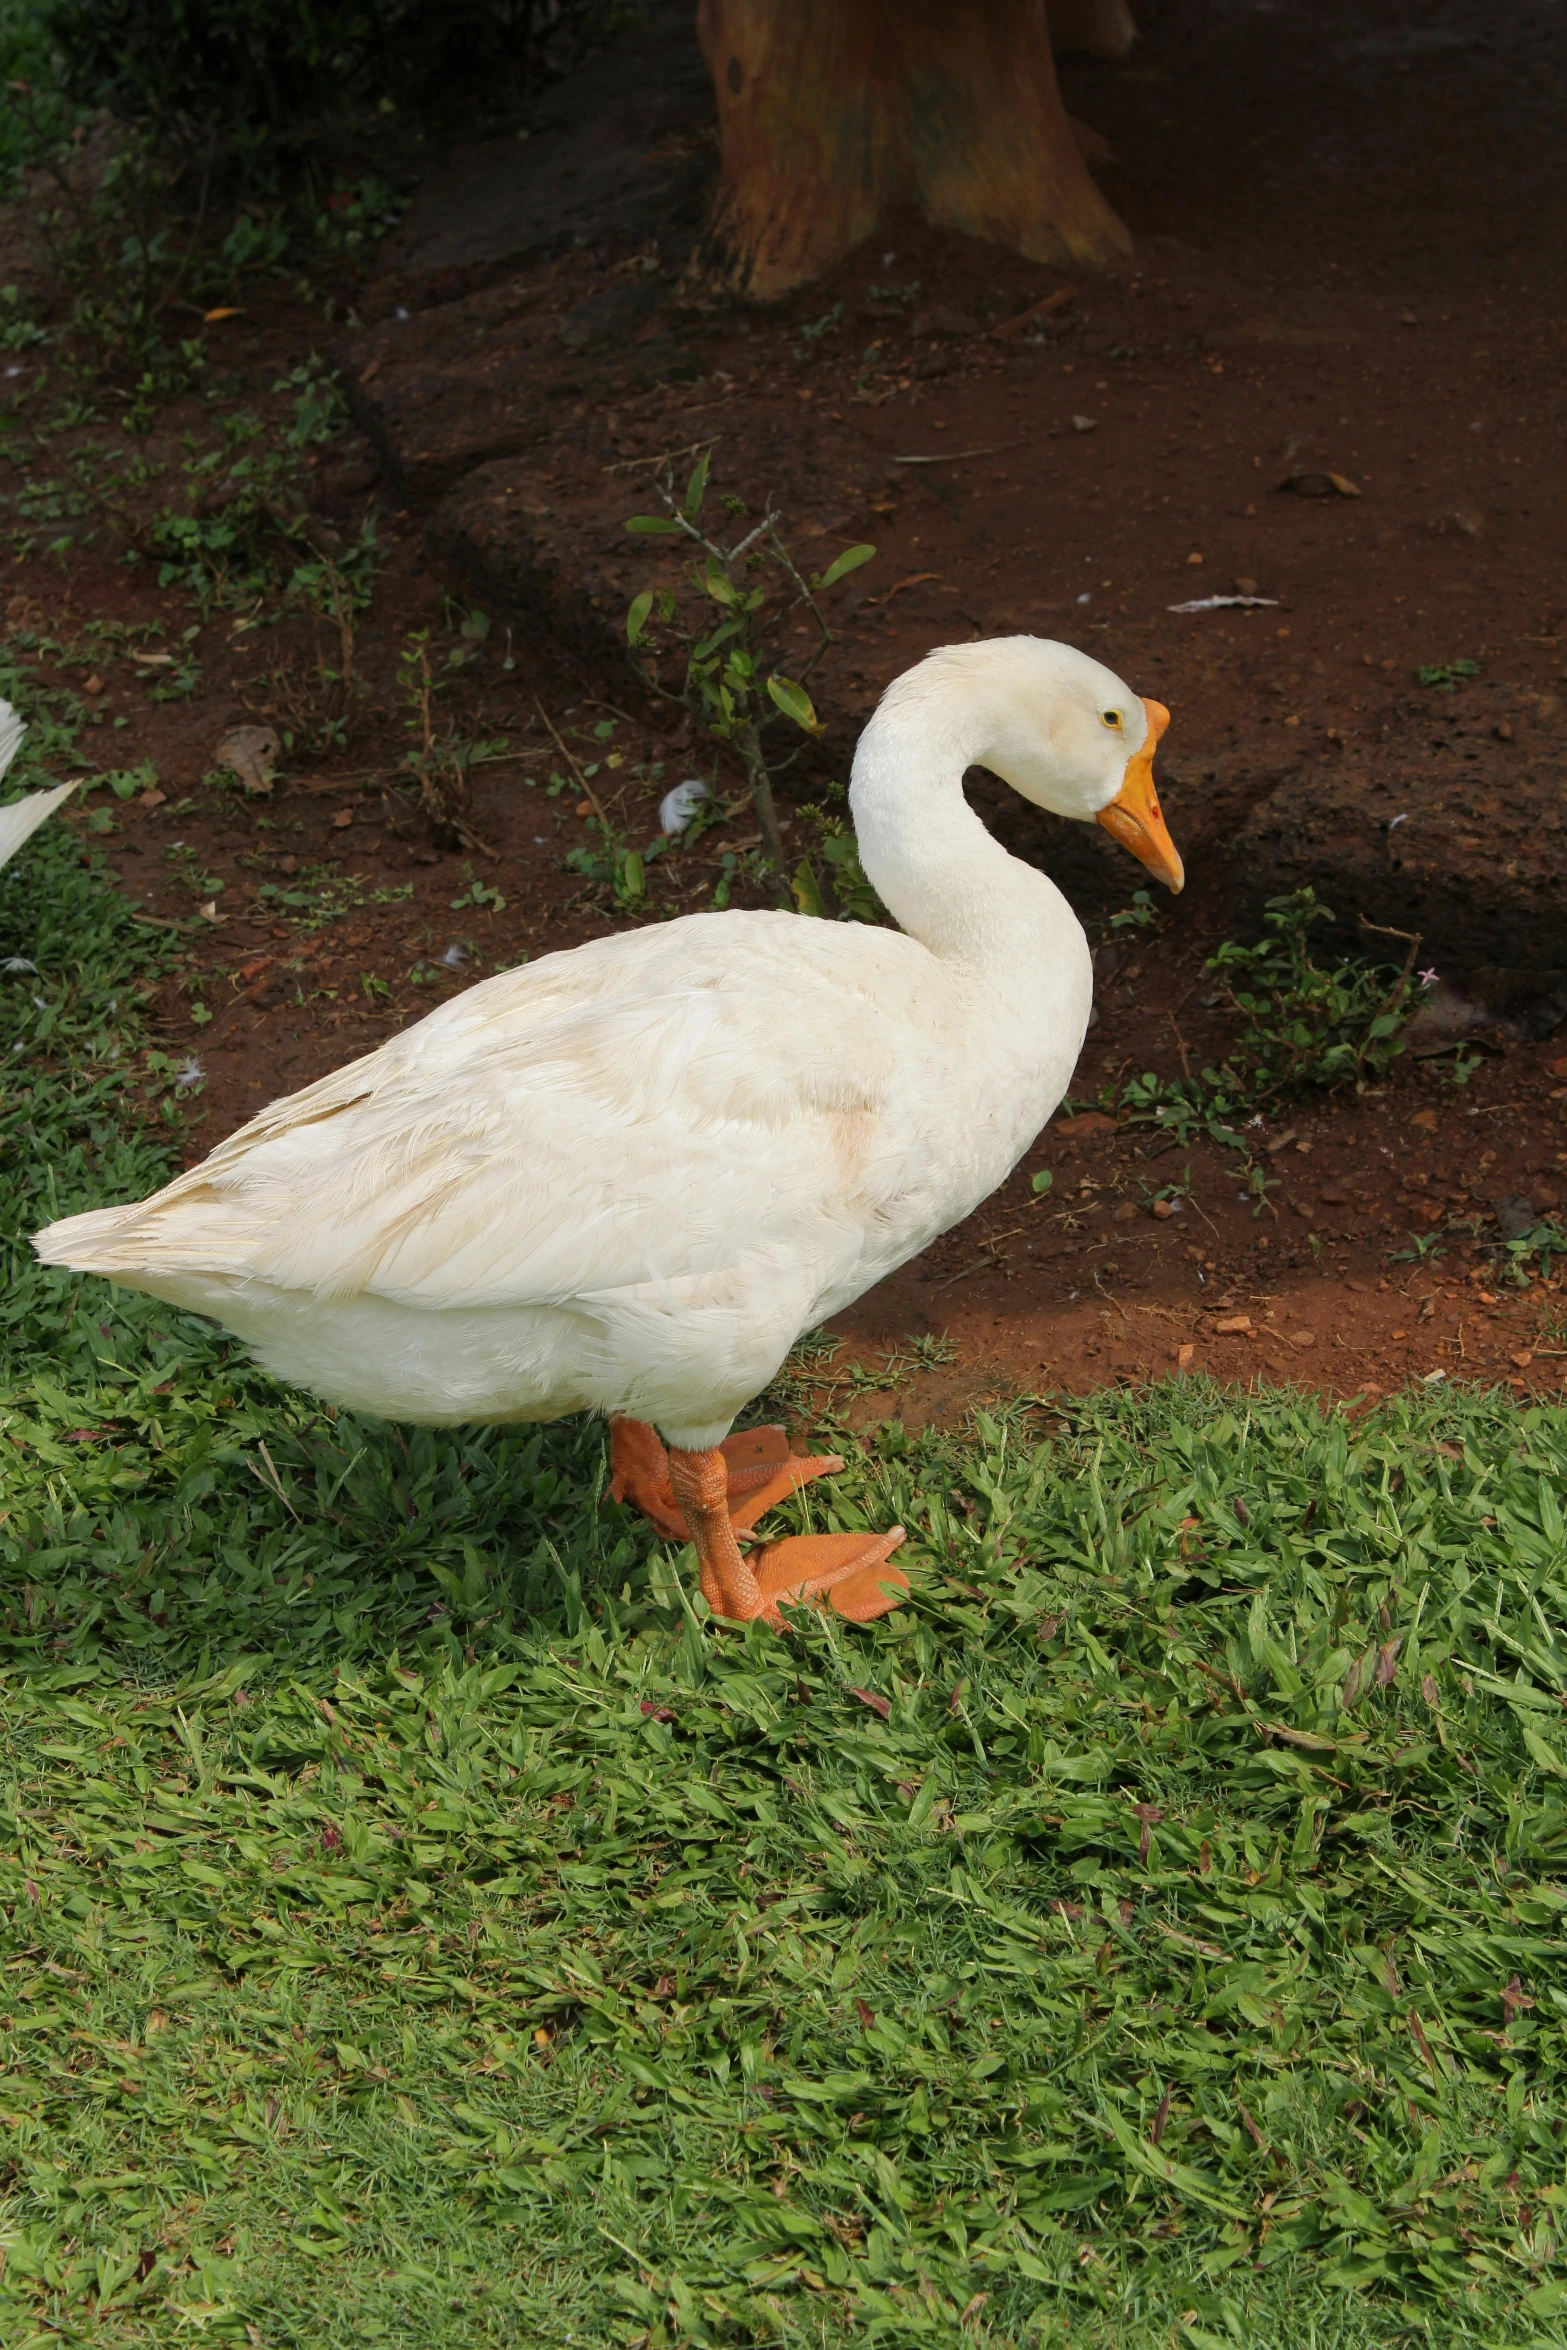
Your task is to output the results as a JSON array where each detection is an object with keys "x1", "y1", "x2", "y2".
[{"x1": 848, "y1": 696, "x2": 1061, "y2": 969}]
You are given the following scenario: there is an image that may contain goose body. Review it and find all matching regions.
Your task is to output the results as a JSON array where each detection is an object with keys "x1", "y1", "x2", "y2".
[
  {"x1": 39, "y1": 902, "x2": 1079, "y2": 1444},
  {"x1": 37, "y1": 639, "x2": 1183, "y2": 1619}
]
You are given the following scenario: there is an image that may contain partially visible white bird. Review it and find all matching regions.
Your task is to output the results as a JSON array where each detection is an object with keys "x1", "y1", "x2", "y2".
[{"x1": 0, "y1": 698, "x2": 77, "y2": 871}]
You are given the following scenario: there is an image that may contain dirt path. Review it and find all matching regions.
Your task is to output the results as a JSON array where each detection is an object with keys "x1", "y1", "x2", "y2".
[{"x1": 5, "y1": 0, "x2": 1564, "y2": 1415}]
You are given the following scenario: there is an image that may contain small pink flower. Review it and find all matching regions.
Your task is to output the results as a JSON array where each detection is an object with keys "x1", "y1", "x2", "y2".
[{"x1": 1419, "y1": 967, "x2": 1439, "y2": 987}]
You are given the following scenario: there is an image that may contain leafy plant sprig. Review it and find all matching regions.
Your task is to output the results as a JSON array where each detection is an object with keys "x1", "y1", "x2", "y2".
[
  {"x1": 624, "y1": 449, "x2": 872, "y2": 894},
  {"x1": 393, "y1": 628, "x2": 500, "y2": 857},
  {"x1": 1113, "y1": 891, "x2": 1420, "y2": 1204},
  {"x1": 564, "y1": 823, "x2": 666, "y2": 916},
  {"x1": 1204, "y1": 892, "x2": 1418, "y2": 1101},
  {"x1": 790, "y1": 805, "x2": 886, "y2": 923}
]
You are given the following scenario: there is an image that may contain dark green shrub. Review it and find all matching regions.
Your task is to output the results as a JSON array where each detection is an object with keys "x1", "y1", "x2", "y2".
[
  {"x1": 37, "y1": 0, "x2": 632, "y2": 176},
  {"x1": 0, "y1": 0, "x2": 80, "y2": 185}
]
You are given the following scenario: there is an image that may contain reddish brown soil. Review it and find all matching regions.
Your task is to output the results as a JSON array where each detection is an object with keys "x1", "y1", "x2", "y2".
[{"x1": 7, "y1": 0, "x2": 1566, "y2": 1418}]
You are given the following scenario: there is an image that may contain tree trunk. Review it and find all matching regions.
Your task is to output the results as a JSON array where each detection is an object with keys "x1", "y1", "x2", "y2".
[
  {"x1": 1048, "y1": 0, "x2": 1138, "y2": 61},
  {"x1": 695, "y1": 0, "x2": 1131, "y2": 302}
]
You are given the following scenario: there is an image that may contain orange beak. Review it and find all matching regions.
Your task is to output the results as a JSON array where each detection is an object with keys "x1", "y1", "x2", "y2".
[{"x1": 1096, "y1": 698, "x2": 1184, "y2": 892}]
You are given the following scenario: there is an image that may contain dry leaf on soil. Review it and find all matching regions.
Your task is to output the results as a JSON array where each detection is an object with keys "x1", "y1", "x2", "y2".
[{"x1": 215, "y1": 724, "x2": 281, "y2": 795}]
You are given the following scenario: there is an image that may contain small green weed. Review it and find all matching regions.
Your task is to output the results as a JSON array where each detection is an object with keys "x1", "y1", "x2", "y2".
[
  {"x1": 149, "y1": 364, "x2": 377, "y2": 610},
  {"x1": 394, "y1": 627, "x2": 509, "y2": 853},
  {"x1": 862, "y1": 278, "x2": 922, "y2": 309},
  {"x1": 903, "y1": 1328, "x2": 958, "y2": 1369},
  {"x1": 1142, "y1": 1161, "x2": 1193, "y2": 1210},
  {"x1": 163, "y1": 840, "x2": 223, "y2": 901},
  {"x1": 1203, "y1": 890, "x2": 1414, "y2": 1099},
  {"x1": 447, "y1": 868, "x2": 507, "y2": 914},
  {"x1": 1116, "y1": 890, "x2": 1416, "y2": 1151},
  {"x1": 94, "y1": 761, "x2": 159, "y2": 800},
  {"x1": 707, "y1": 842, "x2": 775, "y2": 910},
  {"x1": 1417, "y1": 658, "x2": 1483, "y2": 693},
  {"x1": 565, "y1": 821, "x2": 665, "y2": 915},
  {"x1": 142, "y1": 628, "x2": 203, "y2": 702},
  {"x1": 792, "y1": 300, "x2": 844, "y2": 363},
  {"x1": 625, "y1": 449, "x2": 873, "y2": 888},
  {"x1": 1109, "y1": 887, "x2": 1160, "y2": 932},
  {"x1": 254, "y1": 862, "x2": 411, "y2": 926},
  {"x1": 1500, "y1": 1216, "x2": 1567, "y2": 1288},
  {"x1": 0, "y1": 282, "x2": 49, "y2": 351},
  {"x1": 313, "y1": 173, "x2": 407, "y2": 253},
  {"x1": 792, "y1": 804, "x2": 887, "y2": 924}
]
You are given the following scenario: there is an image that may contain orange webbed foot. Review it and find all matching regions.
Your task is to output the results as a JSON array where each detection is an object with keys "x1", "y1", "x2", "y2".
[
  {"x1": 609, "y1": 1417, "x2": 843, "y2": 1542},
  {"x1": 717, "y1": 1423, "x2": 846, "y2": 1533},
  {"x1": 749, "y1": 1527, "x2": 909, "y2": 1625},
  {"x1": 656, "y1": 1437, "x2": 911, "y2": 1628},
  {"x1": 607, "y1": 1416, "x2": 686, "y2": 1540}
]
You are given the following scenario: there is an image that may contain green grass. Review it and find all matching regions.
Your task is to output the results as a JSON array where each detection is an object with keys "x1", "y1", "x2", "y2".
[{"x1": 3, "y1": 819, "x2": 1567, "y2": 2348}]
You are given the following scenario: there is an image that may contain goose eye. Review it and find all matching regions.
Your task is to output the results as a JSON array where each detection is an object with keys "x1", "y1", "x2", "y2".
[{"x1": 1101, "y1": 710, "x2": 1123, "y2": 728}]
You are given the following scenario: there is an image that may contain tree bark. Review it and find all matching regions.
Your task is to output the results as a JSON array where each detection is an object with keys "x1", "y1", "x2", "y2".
[
  {"x1": 1048, "y1": 0, "x2": 1138, "y2": 61},
  {"x1": 695, "y1": 0, "x2": 1132, "y2": 302}
]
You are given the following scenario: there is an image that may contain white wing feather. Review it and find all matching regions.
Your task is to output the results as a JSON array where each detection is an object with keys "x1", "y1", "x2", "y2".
[
  {"x1": 0, "y1": 697, "x2": 21, "y2": 786},
  {"x1": 0, "y1": 699, "x2": 78, "y2": 871},
  {"x1": 39, "y1": 913, "x2": 951, "y2": 1320}
]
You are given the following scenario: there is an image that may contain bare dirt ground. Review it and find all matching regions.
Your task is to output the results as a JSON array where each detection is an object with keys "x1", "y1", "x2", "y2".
[{"x1": 6, "y1": 0, "x2": 1565, "y2": 1421}]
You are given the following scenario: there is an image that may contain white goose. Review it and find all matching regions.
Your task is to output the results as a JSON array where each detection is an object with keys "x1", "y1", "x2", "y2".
[{"x1": 36, "y1": 639, "x2": 1182, "y2": 1625}]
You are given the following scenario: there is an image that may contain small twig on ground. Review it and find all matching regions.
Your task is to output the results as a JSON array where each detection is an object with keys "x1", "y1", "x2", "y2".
[
  {"x1": 583, "y1": 698, "x2": 653, "y2": 732},
  {"x1": 1189, "y1": 1195, "x2": 1223, "y2": 1243},
  {"x1": 891, "y1": 444, "x2": 1023, "y2": 464},
  {"x1": 534, "y1": 698, "x2": 610, "y2": 830},
  {"x1": 1354, "y1": 913, "x2": 1423, "y2": 1079},
  {"x1": 935, "y1": 1224, "x2": 1027, "y2": 1289},
  {"x1": 991, "y1": 287, "x2": 1078, "y2": 341},
  {"x1": 602, "y1": 436, "x2": 728, "y2": 475}
]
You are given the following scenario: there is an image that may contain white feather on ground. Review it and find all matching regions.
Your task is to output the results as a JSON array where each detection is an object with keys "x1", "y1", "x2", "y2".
[{"x1": 0, "y1": 699, "x2": 77, "y2": 872}]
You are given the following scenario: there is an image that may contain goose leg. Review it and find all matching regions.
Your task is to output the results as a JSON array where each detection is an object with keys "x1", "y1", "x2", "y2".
[
  {"x1": 608, "y1": 1416, "x2": 844, "y2": 1541},
  {"x1": 666, "y1": 1444, "x2": 908, "y2": 1626}
]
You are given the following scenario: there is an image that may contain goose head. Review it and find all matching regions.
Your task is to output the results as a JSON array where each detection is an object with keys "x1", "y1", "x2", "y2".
[
  {"x1": 967, "y1": 636, "x2": 1183, "y2": 891},
  {"x1": 903, "y1": 636, "x2": 1184, "y2": 892}
]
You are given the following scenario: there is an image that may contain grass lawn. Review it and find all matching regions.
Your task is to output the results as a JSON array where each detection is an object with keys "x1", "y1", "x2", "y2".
[{"x1": 3, "y1": 796, "x2": 1566, "y2": 2348}]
